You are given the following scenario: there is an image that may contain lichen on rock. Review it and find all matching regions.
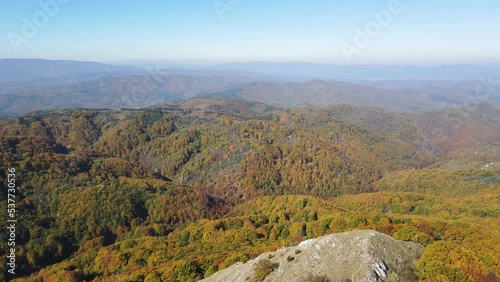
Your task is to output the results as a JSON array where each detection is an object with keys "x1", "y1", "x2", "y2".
[{"x1": 201, "y1": 230, "x2": 424, "y2": 282}]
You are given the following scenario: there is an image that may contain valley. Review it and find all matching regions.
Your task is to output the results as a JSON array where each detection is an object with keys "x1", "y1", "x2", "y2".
[{"x1": 0, "y1": 98, "x2": 498, "y2": 281}]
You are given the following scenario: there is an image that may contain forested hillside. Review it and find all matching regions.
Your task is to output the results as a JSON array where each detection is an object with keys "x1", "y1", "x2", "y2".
[
  {"x1": 0, "y1": 98, "x2": 499, "y2": 281},
  {"x1": 2, "y1": 71, "x2": 499, "y2": 116}
]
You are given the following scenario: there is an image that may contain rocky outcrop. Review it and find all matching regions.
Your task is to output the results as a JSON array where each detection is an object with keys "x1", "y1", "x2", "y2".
[{"x1": 201, "y1": 230, "x2": 424, "y2": 282}]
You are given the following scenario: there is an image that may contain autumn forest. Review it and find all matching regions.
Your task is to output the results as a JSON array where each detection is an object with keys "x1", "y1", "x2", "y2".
[{"x1": 1, "y1": 98, "x2": 499, "y2": 281}]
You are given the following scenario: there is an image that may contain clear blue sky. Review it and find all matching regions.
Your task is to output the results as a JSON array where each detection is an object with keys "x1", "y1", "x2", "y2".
[{"x1": 0, "y1": 0, "x2": 499, "y2": 65}]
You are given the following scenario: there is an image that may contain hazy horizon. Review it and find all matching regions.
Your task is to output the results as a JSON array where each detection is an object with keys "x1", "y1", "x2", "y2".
[{"x1": 3, "y1": 58, "x2": 500, "y2": 69}]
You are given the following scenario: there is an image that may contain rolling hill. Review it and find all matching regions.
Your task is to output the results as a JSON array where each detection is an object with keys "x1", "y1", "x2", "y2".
[
  {"x1": 0, "y1": 98, "x2": 499, "y2": 281},
  {"x1": 1, "y1": 74, "x2": 499, "y2": 116}
]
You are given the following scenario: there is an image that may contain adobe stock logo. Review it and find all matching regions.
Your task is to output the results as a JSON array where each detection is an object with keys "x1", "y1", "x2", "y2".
[
  {"x1": 340, "y1": 0, "x2": 405, "y2": 63},
  {"x1": 459, "y1": 74, "x2": 499, "y2": 111},
  {"x1": 213, "y1": 0, "x2": 244, "y2": 21},
  {"x1": 475, "y1": 74, "x2": 497, "y2": 101},
  {"x1": 7, "y1": 0, "x2": 71, "y2": 53}
]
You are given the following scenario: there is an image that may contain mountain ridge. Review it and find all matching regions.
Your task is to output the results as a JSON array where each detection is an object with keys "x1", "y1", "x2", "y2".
[{"x1": 1, "y1": 74, "x2": 498, "y2": 116}]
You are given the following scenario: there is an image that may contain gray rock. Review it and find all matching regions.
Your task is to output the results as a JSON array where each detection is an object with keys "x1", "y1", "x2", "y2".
[{"x1": 201, "y1": 230, "x2": 423, "y2": 282}]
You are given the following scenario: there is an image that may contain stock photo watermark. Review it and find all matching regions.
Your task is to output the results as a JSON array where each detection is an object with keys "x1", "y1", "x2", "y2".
[
  {"x1": 340, "y1": 0, "x2": 406, "y2": 63},
  {"x1": 7, "y1": 0, "x2": 71, "y2": 53},
  {"x1": 6, "y1": 167, "x2": 17, "y2": 276},
  {"x1": 213, "y1": 0, "x2": 244, "y2": 21},
  {"x1": 475, "y1": 74, "x2": 498, "y2": 100},
  {"x1": 139, "y1": 64, "x2": 165, "y2": 91},
  {"x1": 464, "y1": 74, "x2": 500, "y2": 108}
]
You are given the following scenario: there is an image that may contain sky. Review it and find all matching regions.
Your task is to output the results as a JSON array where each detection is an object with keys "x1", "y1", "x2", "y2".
[{"x1": 0, "y1": 0, "x2": 499, "y2": 66}]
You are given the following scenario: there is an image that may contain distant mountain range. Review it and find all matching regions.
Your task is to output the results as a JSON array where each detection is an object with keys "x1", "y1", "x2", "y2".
[
  {"x1": 3, "y1": 58, "x2": 500, "y2": 82},
  {"x1": 0, "y1": 59, "x2": 499, "y2": 116},
  {"x1": 0, "y1": 58, "x2": 142, "y2": 84},
  {"x1": 213, "y1": 62, "x2": 500, "y2": 81},
  {"x1": 220, "y1": 80, "x2": 500, "y2": 111},
  {"x1": 1, "y1": 74, "x2": 498, "y2": 116}
]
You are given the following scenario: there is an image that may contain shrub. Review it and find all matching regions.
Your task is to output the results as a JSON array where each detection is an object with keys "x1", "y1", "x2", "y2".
[
  {"x1": 393, "y1": 226, "x2": 432, "y2": 246},
  {"x1": 287, "y1": 256, "x2": 295, "y2": 262},
  {"x1": 253, "y1": 259, "x2": 279, "y2": 280}
]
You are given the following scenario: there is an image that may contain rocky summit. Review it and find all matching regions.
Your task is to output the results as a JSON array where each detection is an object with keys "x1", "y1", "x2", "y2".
[{"x1": 201, "y1": 230, "x2": 424, "y2": 282}]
